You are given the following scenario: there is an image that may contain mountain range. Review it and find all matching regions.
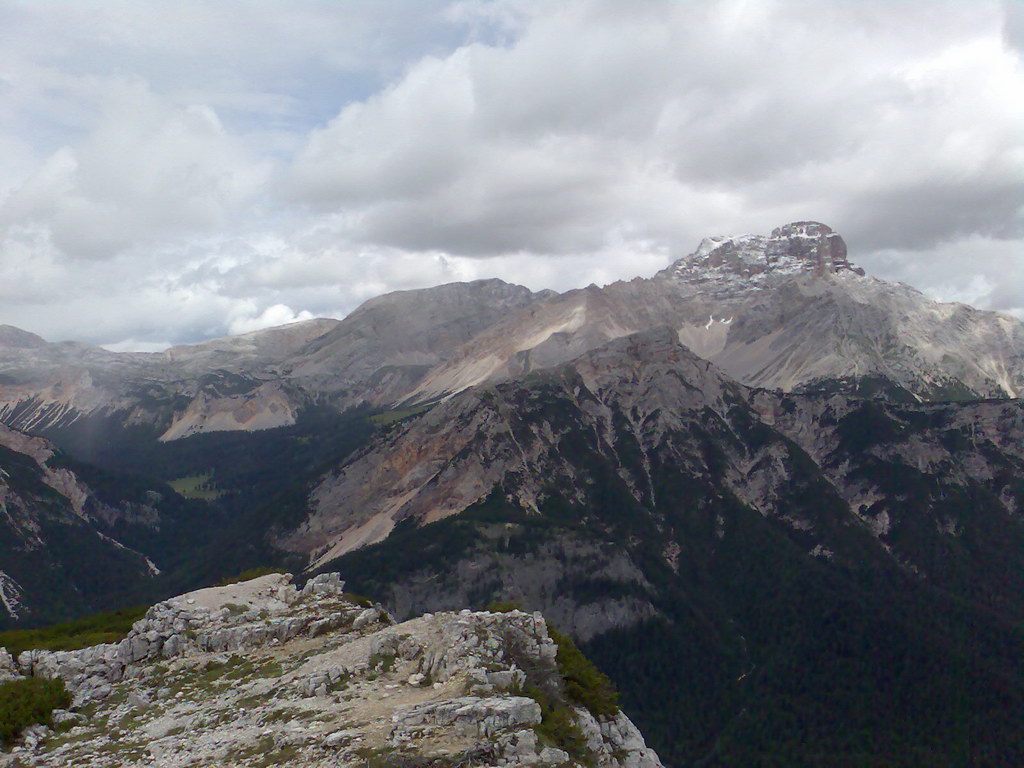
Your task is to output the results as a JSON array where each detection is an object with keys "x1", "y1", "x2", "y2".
[
  {"x1": 2, "y1": 222, "x2": 1021, "y2": 445},
  {"x1": 1, "y1": 221, "x2": 1022, "y2": 766}
]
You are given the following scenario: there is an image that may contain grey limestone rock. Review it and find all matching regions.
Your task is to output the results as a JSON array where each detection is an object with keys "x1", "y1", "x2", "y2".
[
  {"x1": 5, "y1": 574, "x2": 663, "y2": 768},
  {"x1": 390, "y1": 695, "x2": 542, "y2": 740},
  {"x1": 301, "y1": 571, "x2": 345, "y2": 597},
  {"x1": 539, "y1": 746, "x2": 571, "y2": 764},
  {"x1": 352, "y1": 606, "x2": 382, "y2": 630},
  {"x1": 0, "y1": 648, "x2": 18, "y2": 681},
  {"x1": 14, "y1": 572, "x2": 360, "y2": 704},
  {"x1": 574, "y1": 706, "x2": 663, "y2": 768},
  {"x1": 48, "y1": 710, "x2": 82, "y2": 727},
  {"x1": 126, "y1": 690, "x2": 151, "y2": 709}
]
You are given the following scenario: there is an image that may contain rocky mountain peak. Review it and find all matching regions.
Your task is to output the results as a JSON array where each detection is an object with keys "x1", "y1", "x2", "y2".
[
  {"x1": 660, "y1": 220, "x2": 864, "y2": 287},
  {"x1": 767, "y1": 221, "x2": 861, "y2": 276}
]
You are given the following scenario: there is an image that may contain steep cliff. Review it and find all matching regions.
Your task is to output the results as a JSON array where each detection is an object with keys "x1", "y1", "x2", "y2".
[{"x1": 0, "y1": 423, "x2": 215, "y2": 627}]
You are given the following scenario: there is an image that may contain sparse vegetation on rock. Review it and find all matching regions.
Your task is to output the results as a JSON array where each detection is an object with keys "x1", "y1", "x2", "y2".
[
  {"x1": 547, "y1": 623, "x2": 618, "y2": 718},
  {"x1": 0, "y1": 573, "x2": 661, "y2": 767}
]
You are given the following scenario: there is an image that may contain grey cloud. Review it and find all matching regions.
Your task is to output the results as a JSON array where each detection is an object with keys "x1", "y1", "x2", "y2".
[
  {"x1": 840, "y1": 179, "x2": 1024, "y2": 252},
  {"x1": 0, "y1": 89, "x2": 268, "y2": 260},
  {"x1": 288, "y1": 0, "x2": 1023, "y2": 261},
  {"x1": 1004, "y1": 0, "x2": 1024, "y2": 52},
  {"x1": 859, "y1": 235, "x2": 1024, "y2": 318},
  {"x1": 350, "y1": 142, "x2": 632, "y2": 255},
  {"x1": 1, "y1": 0, "x2": 1021, "y2": 348}
]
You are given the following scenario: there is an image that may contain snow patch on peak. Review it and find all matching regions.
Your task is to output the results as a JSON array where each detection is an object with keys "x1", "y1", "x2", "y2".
[
  {"x1": 660, "y1": 221, "x2": 864, "y2": 290},
  {"x1": 770, "y1": 220, "x2": 834, "y2": 240},
  {"x1": 704, "y1": 314, "x2": 733, "y2": 330},
  {"x1": 692, "y1": 234, "x2": 764, "y2": 259},
  {"x1": 678, "y1": 316, "x2": 733, "y2": 360}
]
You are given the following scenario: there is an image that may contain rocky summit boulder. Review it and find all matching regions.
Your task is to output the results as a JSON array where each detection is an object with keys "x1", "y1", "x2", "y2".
[{"x1": 0, "y1": 573, "x2": 662, "y2": 768}]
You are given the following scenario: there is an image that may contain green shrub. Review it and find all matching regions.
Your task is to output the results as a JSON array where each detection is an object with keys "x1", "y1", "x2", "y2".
[
  {"x1": 0, "y1": 605, "x2": 148, "y2": 656},
  {"x1": 341, "y1": 592, "x2": 375, "y2": 609},
  {"x1": 524, "y1": 685, "x2": 590, "y2": 759},
  {"x1": 0, "y1": 678, "x2": 71, "y2": 746},
  {"x1": 368, "y1": 651, "x2": 396, "y2": 674},
  {"x1": 547, "y1": 623, "x2": 619, "y2": 717},
  {"x1": 485, "y1": 600, "x2": 523, "y2": 613},
  {"x1": 516, "y1": 623, "x2": 619, "y2": 764}
]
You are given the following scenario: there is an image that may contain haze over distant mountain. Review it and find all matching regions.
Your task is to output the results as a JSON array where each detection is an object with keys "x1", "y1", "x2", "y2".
[
  {"x1": 0, "y1": 280, "x2": 549, "y2": 441},
  {"x1": 1, "y1": 222, "x2": 1020, "y2": 451}
]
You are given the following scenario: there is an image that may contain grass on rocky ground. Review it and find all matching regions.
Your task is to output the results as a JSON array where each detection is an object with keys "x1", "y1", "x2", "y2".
[
  {"x1": 368, "y1": 405, "x2": 433, "y2": 427},
  {"x1": 168, "y1": 472, "x2": 224, "y2": 500}
]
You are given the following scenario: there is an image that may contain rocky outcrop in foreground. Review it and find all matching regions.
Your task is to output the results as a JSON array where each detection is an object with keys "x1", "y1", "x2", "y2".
[{"x1": 1, "y1": 573, "x2": 662, "y2": 768}]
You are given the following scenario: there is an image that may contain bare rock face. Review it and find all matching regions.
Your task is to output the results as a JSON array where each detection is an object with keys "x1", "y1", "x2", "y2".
[
  {"x1": 157, "y1": 381, "x2": 300, "y2": 441},
  {"x1": 286, "y1": 328, "x2": 1024, "y2": 627},
  {"x1": 285, "y1": 329, "x2": 741, "y2": 565},
  {"x1": 1, "y1": 573, "x2": 662, "y2": 768},
  {"x1": 0, "y1": 279, "x2": 549, "y2": 440},
  {"x1": 409, "y1": 222, "x2": 1022, "y2": 402},
  {"x1": 660, "y1": 220, "x2": 863, "y2": 284},
  {"x1": 767, "y1": 221, "x2": 861, "y2": 275},
  {"x1": 2, "y1": 224, "x2": 1022, "y2": 444},
  {"x1": 162, "y1": 318, "x2": 342, "y2": 371},
  {"x1": 0, "y1": 421, "x2": 55, "y2": 465},
  {"x1": 0, "y1": 326, "x2": 47, "y2": 350}
]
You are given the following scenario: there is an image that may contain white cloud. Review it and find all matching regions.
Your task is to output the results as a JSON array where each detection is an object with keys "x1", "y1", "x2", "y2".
[
  {"x1": 227, "y1": 303, "x2": 315, "y2": 336},
  {"x1": 288, "y1": 0, "x2": 1023, "y2": 255},
  {"x1": 0, "y1": 0, "x2": 1020, "y2": 348},
  {"x1": 860, "y1": 236, "x2": 1024, "y2": 319},
  {"x1": 0, "y1": 82, "x2": 269, "y2": 259},
  {"x1": 101, "y1": 339, "x2": 174, "y2": 354}
]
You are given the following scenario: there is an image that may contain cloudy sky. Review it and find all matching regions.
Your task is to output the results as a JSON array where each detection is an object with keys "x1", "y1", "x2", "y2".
[{"x1": 1, "y1": 0, "x2": 1021, "y2": 349}]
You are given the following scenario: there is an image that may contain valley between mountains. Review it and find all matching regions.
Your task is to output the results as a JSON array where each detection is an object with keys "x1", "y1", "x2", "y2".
[{"x1": 1, "y1": 222, "x2": 1022, "y2": 766}]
